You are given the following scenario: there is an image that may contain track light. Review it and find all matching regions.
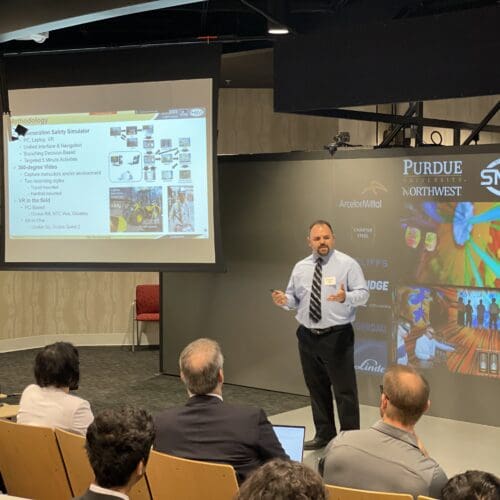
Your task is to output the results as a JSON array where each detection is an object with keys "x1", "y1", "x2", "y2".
[{"x1": 267, "y1": 20, "x2": 289, "y2": 35}]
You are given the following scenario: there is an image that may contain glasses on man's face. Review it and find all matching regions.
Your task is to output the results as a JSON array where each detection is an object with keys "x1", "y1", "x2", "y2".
[{"x1": 379, "y1": 384, "x2": 384, "y2": 394}]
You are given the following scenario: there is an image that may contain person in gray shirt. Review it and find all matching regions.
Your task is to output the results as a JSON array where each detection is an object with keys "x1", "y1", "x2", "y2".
[{"x1": 322, "y1": 364, "x2": 447, "y2": 498}]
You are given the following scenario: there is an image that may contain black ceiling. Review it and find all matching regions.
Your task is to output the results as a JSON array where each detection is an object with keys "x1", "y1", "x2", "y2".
[{"x1": 1, "y1": 0, "x2": 498, "y2": 55}]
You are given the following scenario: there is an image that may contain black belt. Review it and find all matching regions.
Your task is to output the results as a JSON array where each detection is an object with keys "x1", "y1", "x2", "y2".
[{"x1": 304, "y1": 324, "x2": 349, "y2": 335}]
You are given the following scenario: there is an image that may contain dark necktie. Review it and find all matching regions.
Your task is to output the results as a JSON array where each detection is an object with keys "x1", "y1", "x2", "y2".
[{"x1": 309, "y1": 257, "x2": 323, "y2": 323}]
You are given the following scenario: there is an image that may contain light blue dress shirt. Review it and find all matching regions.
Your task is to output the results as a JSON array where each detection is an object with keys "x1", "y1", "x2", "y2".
[
  {"x1": 284, "y1": 249, "x2": 369, "y2": 328},
  {"x1": 414, "y1": 335, "x2": 455, "y2": 360}
]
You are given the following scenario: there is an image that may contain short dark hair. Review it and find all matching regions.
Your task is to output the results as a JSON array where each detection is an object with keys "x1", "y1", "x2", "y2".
[
  {"x1": 179, "y1": 338, "x2": 224, "y2": 395},
  {"x1": 85, "y1": 407, "x2": 155, "y2": 489},
  {"x1": 34, "y1": 342, "x2": 80, "y2": 390},
  {"x1": 309, "y1": 220, "x2": 334, "y2": 235},
  {"x1": 237, "y1": 459, "x2": 327, "y2": 500},
  {"x1": 383, "y1": 364, "x2": 430, "y2": 426},
  {"x1": 442, "y1": 470, "x2": 500, "y2": 500}
]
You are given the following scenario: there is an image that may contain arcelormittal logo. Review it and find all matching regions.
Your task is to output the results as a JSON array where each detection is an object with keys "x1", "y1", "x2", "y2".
[{"x1": 480, "y1": 158, "x2": 500, "y2": 196}]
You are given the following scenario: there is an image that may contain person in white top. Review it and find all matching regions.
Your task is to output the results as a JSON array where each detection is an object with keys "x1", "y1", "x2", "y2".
[{"x1": 17, "y1": 342, "x2": 93, "y2": 435}]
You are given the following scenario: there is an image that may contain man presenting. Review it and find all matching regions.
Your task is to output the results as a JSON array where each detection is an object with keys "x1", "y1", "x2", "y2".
[{"x1": 272, "y1": 220, "x2": 369, "y2": 450}]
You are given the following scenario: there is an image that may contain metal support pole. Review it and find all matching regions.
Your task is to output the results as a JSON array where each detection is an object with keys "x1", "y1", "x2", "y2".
[
  {"x1": 415, "y1": 101, "x2": 424, "y2": 146},
  {"x1": 462, "y1": 101, "x2": 500, "y2": 145},
  {"x1": 377, "y1": 102, "x2": 417, "y2": 148}
]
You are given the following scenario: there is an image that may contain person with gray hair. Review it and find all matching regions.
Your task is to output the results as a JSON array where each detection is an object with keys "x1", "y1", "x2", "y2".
[
  {"x1": 322, "y1": 364, "x2": 448, "y2": 498},
  {"x1": 154, "y1": 338, "x2": 288, "y2": 483}
]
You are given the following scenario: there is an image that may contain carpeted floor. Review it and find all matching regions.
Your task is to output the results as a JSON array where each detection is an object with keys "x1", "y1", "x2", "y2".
[{"x1": 0, "y1": 346, "x2": 309, "y2": 417}]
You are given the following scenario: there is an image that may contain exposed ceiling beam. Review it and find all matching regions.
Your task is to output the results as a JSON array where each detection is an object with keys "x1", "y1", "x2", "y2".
[{"x1": 0, "y1": 0, "x2": 202, "y2": 43}]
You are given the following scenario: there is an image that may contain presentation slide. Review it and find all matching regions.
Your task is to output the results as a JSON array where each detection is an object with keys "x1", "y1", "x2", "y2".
[
  {"x1": 3, "y1": 80, "x2": 216, "y2": 266},
  {"x1": 331, "y1": 148, "x2": 500, "y2": 380}
]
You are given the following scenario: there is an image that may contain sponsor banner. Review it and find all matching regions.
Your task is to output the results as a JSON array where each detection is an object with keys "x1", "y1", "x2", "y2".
[
  {"x1": 354, "y1": 338, "x2": 388, "y2": 375},
  {"x1": 399, "y1": 154, "x2": 500, "y2": 202}
]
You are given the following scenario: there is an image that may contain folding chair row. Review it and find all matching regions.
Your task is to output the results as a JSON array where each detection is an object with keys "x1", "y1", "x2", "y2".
[
  {"x1": 326, "y1": 483, "x2": 437, "y2": 499},
  {"x1": 0, "y1": 419, "x2": 239, "y2": 500}
]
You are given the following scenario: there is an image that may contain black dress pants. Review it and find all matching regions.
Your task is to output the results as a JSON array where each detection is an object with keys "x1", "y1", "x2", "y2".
[{"x1": 297, "y1": 323, "x2": 359, "y2": 441}]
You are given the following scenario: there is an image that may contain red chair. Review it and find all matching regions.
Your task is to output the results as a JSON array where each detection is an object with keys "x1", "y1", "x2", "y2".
[{"x1": 133, "y1": 284, "x2": 160, "y2": 351}]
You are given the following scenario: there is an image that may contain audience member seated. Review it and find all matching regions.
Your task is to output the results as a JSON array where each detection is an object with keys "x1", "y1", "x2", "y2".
[
  {"x1": 442, "y1": 470, "x2": 500, "y2": 500},
  {"x1": 237, "y1": 459, "x2": 327, "y2": 500},
  {"x1": 75, "y1": 406, "x2": 155, "y2": 500},
  {"x1": 17, "y1": 341, "x2": 94, "y2": 435},
  {"x1": 154, "y1": 338, "x2": 288, "y2": 483},
  {"x1": 322, "y1": 364, "x2": 447, "y2": 498}
]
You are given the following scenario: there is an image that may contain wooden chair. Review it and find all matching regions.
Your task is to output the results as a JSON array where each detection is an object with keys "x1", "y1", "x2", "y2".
[
  {"x1": 55, "y1": 428, "x2": 94, "y2": 496},
  {"x1": 0, "y1": 419, "x2": 72, "y2": 500},
  {"x1": 146, "y1": 450, "x2": 239, "y2": 500},
  {"x1": 326, "y1": 484, "x2": 414, "y2": 500},
  {"x1": 417, "y1": 496, "x2": 438, "y2": 500},
  {"x1": 55, "y1": 427, "x2": 151, "y2": 500},
  {"x1": 133, "y1": 284, "x2": 160, "y2": 350}
]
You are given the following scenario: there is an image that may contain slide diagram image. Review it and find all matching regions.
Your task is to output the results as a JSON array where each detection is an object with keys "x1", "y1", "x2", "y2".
[
  {"x1": 109, "y1": 186, "x2": 162, "y2": 233},
  {"x1": 167, "y1": 186, "x2": 194, "y2": 232},
  {"x1": 108, "y1": 151, "x2": 142, "y2": 182},
  {"x1": 110, "y1": 124, "x2": 193, "y2": 183}
]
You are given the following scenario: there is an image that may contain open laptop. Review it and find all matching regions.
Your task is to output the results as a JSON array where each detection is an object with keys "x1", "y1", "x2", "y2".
[{"x1": 272, "y1": 424, "x2": 306, "y2": 462}]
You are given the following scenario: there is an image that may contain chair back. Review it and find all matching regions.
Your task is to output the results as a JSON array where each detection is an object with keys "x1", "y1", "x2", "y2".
[
  {"x1": 417, "y1": 497, "x2": 438, "y2": 500},
  {"x1": 0, "y1": 419, "x2": 72, "y2": 500},
  {"x1": 146, "y1": 450, "x2": 239, "y2": 500},
  {"x1": 326, "y1": 484, "x2": 414, "y2": 500},
  {"x1": 55, "y1": 428, "x2": 94, "y2": 496},
  {"x1": 55, "y1": 427, "x2": 151, "y2": 500},
  {"x1": 136, "y1": 284, "x2": 160, "y2": 315}
]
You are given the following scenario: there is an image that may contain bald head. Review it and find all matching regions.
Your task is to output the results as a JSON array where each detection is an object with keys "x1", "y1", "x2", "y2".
[
  {"x1": 179, "y1": 338, "x2": 224, "y2": 395},
  {"x1": 382, "y1": 365, "x2": 430, "y2": 426}
]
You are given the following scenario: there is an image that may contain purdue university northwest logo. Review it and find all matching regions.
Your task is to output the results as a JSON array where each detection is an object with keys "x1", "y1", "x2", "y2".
[{"x1": 480, "y1": 158, "x2": 500, "y2": 196}]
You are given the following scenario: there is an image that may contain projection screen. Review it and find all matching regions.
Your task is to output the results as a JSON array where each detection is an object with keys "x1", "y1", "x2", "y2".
[{"x1": 3, "y1": 78, "x2": 216, "y2": 267}]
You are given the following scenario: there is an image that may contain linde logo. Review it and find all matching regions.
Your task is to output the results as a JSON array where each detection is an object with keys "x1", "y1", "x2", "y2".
[
  {"x1": 480, "y1": 158, "x2": 500, "y2": 196},
  {"x1": 367, "y1": 280, "x2": 389, "y2": 291},
  {"x1": 355, "y1": 359, "x2": 385, "y2": 373}
]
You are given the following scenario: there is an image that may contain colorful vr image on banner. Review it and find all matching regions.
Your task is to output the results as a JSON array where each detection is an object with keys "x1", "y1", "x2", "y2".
[
  {"x1": 400, "y1": 201, "x2": 499, "y2": 287},
  {"x1": 394, "y1": 286, "x2": 500, "y2": 379}
]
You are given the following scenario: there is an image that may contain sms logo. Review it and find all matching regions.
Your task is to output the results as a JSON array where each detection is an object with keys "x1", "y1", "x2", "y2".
[{"x1": 480, "y1": 158, "x2": 500, "y2": 196}]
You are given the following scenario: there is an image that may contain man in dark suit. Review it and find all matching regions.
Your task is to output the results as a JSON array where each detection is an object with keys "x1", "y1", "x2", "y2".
[
  {"x1": 74, "y1": 406, "x2": 155, "y2": 500},
  {"x1": 154, "y1": 338, "x2": 288, "y2": 483}
]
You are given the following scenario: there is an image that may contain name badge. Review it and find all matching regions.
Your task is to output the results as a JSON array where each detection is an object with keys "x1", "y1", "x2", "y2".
[{"x1": 324, "y1": 276, "x2": 336, "y2": 286}]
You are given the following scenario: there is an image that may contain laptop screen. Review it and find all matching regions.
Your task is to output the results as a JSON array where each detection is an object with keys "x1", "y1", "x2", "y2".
[{"x1": 272, "y1": 425, "x2": 306, "y2": 462}]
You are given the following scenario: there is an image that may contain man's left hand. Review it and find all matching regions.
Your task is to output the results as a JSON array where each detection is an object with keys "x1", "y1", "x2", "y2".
[{"x1": 327, "y1": 283, "x2": 346, "y2": 303}]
